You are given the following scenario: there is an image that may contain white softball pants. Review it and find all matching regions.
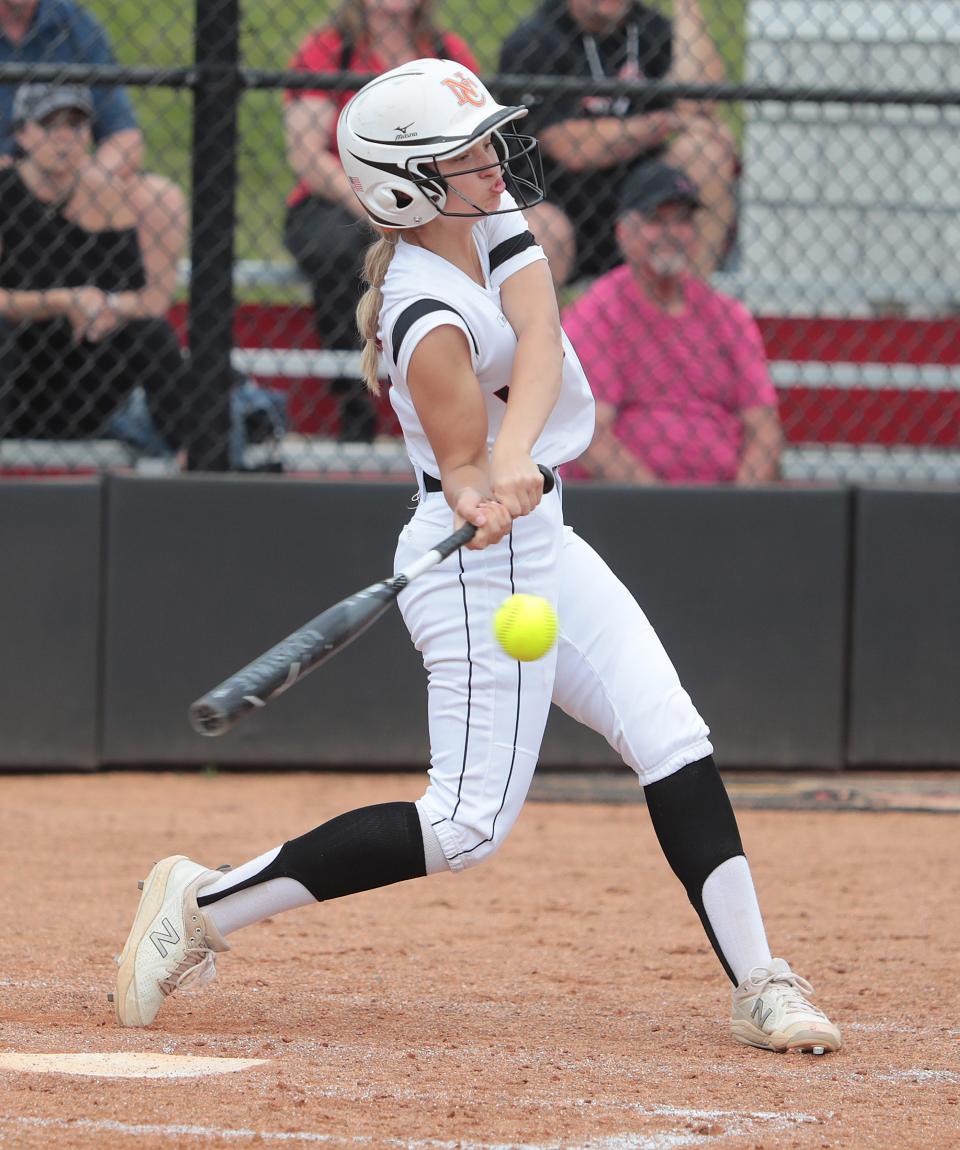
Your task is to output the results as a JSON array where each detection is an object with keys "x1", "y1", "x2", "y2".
[{"x1": 395, "y1": 482, "x2": 713, "y2": 872}]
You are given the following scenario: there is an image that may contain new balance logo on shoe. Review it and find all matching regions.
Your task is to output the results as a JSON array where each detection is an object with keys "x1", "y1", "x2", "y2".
[
  {"x1": 150, "y1": 918, "x2": 181, "y2": 957},
  {"x1": 115, "y1": 856, "x2": 229, "y2": 1027},
  {"x1": 731, "y1": 958, "x2": 841, "y2": 1054},
  {"x1": 751, "y1": 997, "x2": 773, "y2": 1029}
]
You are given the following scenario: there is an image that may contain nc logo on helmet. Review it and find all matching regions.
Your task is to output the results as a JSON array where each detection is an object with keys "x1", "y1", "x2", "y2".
[{"x1": 440, "y1": 72, "x2": 487, "y2": 108}]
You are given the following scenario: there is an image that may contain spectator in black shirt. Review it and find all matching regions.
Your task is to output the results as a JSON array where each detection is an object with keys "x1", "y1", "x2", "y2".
[
  {"x1": 1, "y1": 0, "x2": 188, "y2": 332},
  {"x1": 0, "y1": 84, "x2": 190, "y2": 449},
  {"x1": 499, "y1": 0, "x2": 736, "y2": 283}
]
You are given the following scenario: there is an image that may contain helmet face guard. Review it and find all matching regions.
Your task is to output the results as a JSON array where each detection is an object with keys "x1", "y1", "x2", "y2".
[
  {"x1": 337, "y1": 59, "x2": 546, "y2": 229},
  {"x1": 407, "y1": 125, "x2": 545, "y2": 219}
]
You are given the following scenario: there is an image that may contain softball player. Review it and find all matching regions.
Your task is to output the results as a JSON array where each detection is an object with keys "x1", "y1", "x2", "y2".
[{"x1": 114, "y1": 60, "x2": 840, "y2": 1056}]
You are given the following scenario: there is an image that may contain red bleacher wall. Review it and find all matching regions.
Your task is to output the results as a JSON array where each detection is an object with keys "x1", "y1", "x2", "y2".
[{"x1": 168, "y1": 305, "x2": 960, "y2": 447}]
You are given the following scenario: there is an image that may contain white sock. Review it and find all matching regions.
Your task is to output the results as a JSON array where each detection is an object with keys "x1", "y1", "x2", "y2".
[
  {"x1": 416, "y1": 800, "x2": 450, "y2": 875},
  {"x1": 701, "y1": 855, "x2": 773, "y2": 985},
  {"x1": 200, "y1": 846, "x2": 315, "y2": 938}
]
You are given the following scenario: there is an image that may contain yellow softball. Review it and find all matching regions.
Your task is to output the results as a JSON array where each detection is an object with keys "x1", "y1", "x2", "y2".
[{"x1": 493, "y1": 594, "x2": 558, "y2": 662}]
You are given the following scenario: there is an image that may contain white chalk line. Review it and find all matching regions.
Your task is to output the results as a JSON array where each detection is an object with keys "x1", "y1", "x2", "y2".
[
  {"x1": 0, "y1": 1104, "x2": 817, "y2": 1150},
  {"x1": 0, "y1": 1052, "x2": 267, "y2": 1079},
  {"x1": 1, "y1": 1030, "x2": 955, "y2": 1097},
  {"x1": 872, "y1": 1068, "x2": 959, "y2": 1084}
]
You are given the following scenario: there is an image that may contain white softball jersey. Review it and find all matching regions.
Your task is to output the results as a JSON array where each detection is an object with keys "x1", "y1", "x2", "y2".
[
  {"x1": 382, "y1": 195, "x2": 712, "y2": 872},
  {"x1": 379, "y1": 191, "x2": 595, "y2": 483}
]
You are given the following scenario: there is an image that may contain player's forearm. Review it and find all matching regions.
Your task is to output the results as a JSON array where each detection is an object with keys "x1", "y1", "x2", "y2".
[
  {"x1": 431, "y1": 409, "x2": 494, "y2": 500},
  {"x1": 441, "y1": 461, "x2": 496, "y2": 508},
  {"x1": 495, "y1": 319, "x2": 563, "y2": 457}
]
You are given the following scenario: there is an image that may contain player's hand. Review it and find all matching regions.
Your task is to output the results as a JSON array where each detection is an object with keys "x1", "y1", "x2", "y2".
[
  {"x1": 454, "y1": 488, "x2": 512, "y2": 551},
  {"x1": 489, "y1": 452, "x2": 544, "y2": 519}
]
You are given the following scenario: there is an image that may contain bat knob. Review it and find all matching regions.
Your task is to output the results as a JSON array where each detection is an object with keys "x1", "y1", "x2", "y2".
[{"x1": 190, "y1": 701, "x2": 229, "y2": 737}]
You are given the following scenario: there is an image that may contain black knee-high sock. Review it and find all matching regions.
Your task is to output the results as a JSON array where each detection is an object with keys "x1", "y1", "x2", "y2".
[
  {"x1": 198, "y1": 802, "x2": 427, "y2": 907},
  {"x1": 643, "y1": 756, "x2": 745, "y2": 984}
]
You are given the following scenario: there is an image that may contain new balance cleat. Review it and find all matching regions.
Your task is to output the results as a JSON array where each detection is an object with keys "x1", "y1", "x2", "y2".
[
  {"x1": 731, "y1": 958, "x2": 841, "y2": 1054},
  {"x1": 113, "y1": 855, "x2": 229, "y2": 1027}
]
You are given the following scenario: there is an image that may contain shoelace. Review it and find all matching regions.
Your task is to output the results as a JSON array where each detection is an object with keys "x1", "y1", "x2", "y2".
[
  {"x1": 159, "y1": 947, "x2": 218, "y2": 997},
  {"x1": 749, "y1": 967, "x2": 826, "y2": 1018}
]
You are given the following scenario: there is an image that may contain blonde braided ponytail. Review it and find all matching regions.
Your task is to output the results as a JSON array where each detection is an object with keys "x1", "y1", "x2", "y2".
[{"x1": 356, "y1": 229, "x2": 400, "y2": 395}]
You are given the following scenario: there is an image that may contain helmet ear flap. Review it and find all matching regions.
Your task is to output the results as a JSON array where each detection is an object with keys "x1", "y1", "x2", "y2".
[
  {"x1": 366, "y1": 177, "x2": 445, "y2": 224},
  {"x1": 369, "y1": 184, "x2": 413, "y2": 216}
]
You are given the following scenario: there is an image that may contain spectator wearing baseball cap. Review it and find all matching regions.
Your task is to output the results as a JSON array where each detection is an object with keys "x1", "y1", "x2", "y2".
[
  {"x1": 1, "y1": 0, "x2": 187, "y2": 347},
  {"x1": 562, "y1": 161, "x2": 782, "y2": 485},
  {"x1": 0, "y1": 83, "x2": 192, "y2": 451},
  {"x1": 11, "y1": 82, "x2": 94, "y2": 128},
  {"x1": 618, "y1": 159, "x2": 702, "y2": 216}
]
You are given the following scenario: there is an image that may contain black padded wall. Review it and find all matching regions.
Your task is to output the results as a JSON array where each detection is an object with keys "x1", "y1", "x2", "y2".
[
  {"x1": 848, "y1": 488, "x2": 960, "y2": 765},
  {"x1": 100, "y1": 475, "x2": 427, "y2": 765},
  {"x1": 15, "y1": 477, "x2": 953, "y2": 772},
  {"x1": 542, "y1": 485, "x2": 851, "y2": 768},
  {"x1": 0, "y1": 481, "x2": 102, "y2": 767}
]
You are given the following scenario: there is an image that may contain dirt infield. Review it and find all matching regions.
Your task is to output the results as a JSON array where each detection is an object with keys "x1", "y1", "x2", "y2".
[{"x1": 1, "y1": 770, "x2": 958, "y2": 1150}]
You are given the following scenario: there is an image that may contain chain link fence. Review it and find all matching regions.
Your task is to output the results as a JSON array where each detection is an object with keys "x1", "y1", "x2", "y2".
[{"x1": 1, "y1": 0, "x2": 958, "y2": 483}]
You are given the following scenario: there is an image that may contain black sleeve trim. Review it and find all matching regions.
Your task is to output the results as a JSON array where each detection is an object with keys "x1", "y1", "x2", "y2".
[
  {"x1": 390, "y1": 298, "x2": 479, "y2": 364},
  {"x1": 488, "y1": 231, "x2": 538, "y2": 274}
]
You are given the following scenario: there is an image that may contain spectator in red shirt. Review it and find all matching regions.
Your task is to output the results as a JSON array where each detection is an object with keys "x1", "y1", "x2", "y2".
[
  {"x1": 563, "y1": 163, "x2": 782, "y2": 485},
  {"x1": 283, "y1": 0, "x2": 479, "y2": 441}
]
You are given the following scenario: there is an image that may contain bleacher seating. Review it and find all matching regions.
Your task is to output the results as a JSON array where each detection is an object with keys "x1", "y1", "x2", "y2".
[
  {"x1": 219, "y1": 307, "x2": 960, "y2": 483},
  {"x1": 3, "y1": 259, "x2": 958, "y2": 482},
  {"x1": 205, "y1": 298, "x2": 960, "y2": 484}
]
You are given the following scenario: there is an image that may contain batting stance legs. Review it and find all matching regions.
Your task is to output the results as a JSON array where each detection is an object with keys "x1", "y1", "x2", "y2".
[{"x1": 112, "y1": 494, "x2": 840, "y2": 1052}]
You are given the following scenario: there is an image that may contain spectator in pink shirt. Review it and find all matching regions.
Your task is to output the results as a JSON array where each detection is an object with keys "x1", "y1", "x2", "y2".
[{"x1": 563, "y1": 162, "x2": 782, "y2": 484}]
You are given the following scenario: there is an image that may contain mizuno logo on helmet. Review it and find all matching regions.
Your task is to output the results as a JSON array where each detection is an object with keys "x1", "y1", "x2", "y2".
[{"x1": 440, "y1": 73, "x2": 487, "y2": 108}]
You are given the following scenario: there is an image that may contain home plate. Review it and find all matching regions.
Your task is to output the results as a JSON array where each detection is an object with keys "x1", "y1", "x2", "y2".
[{"x1": 0, "y1": 1053, "x2": 267, "y2": 1078}]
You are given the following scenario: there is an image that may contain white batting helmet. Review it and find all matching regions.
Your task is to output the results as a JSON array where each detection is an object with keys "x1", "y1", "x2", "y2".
[{"x1": 337, "y1": 58, "x2": 544, "y2": 229}]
